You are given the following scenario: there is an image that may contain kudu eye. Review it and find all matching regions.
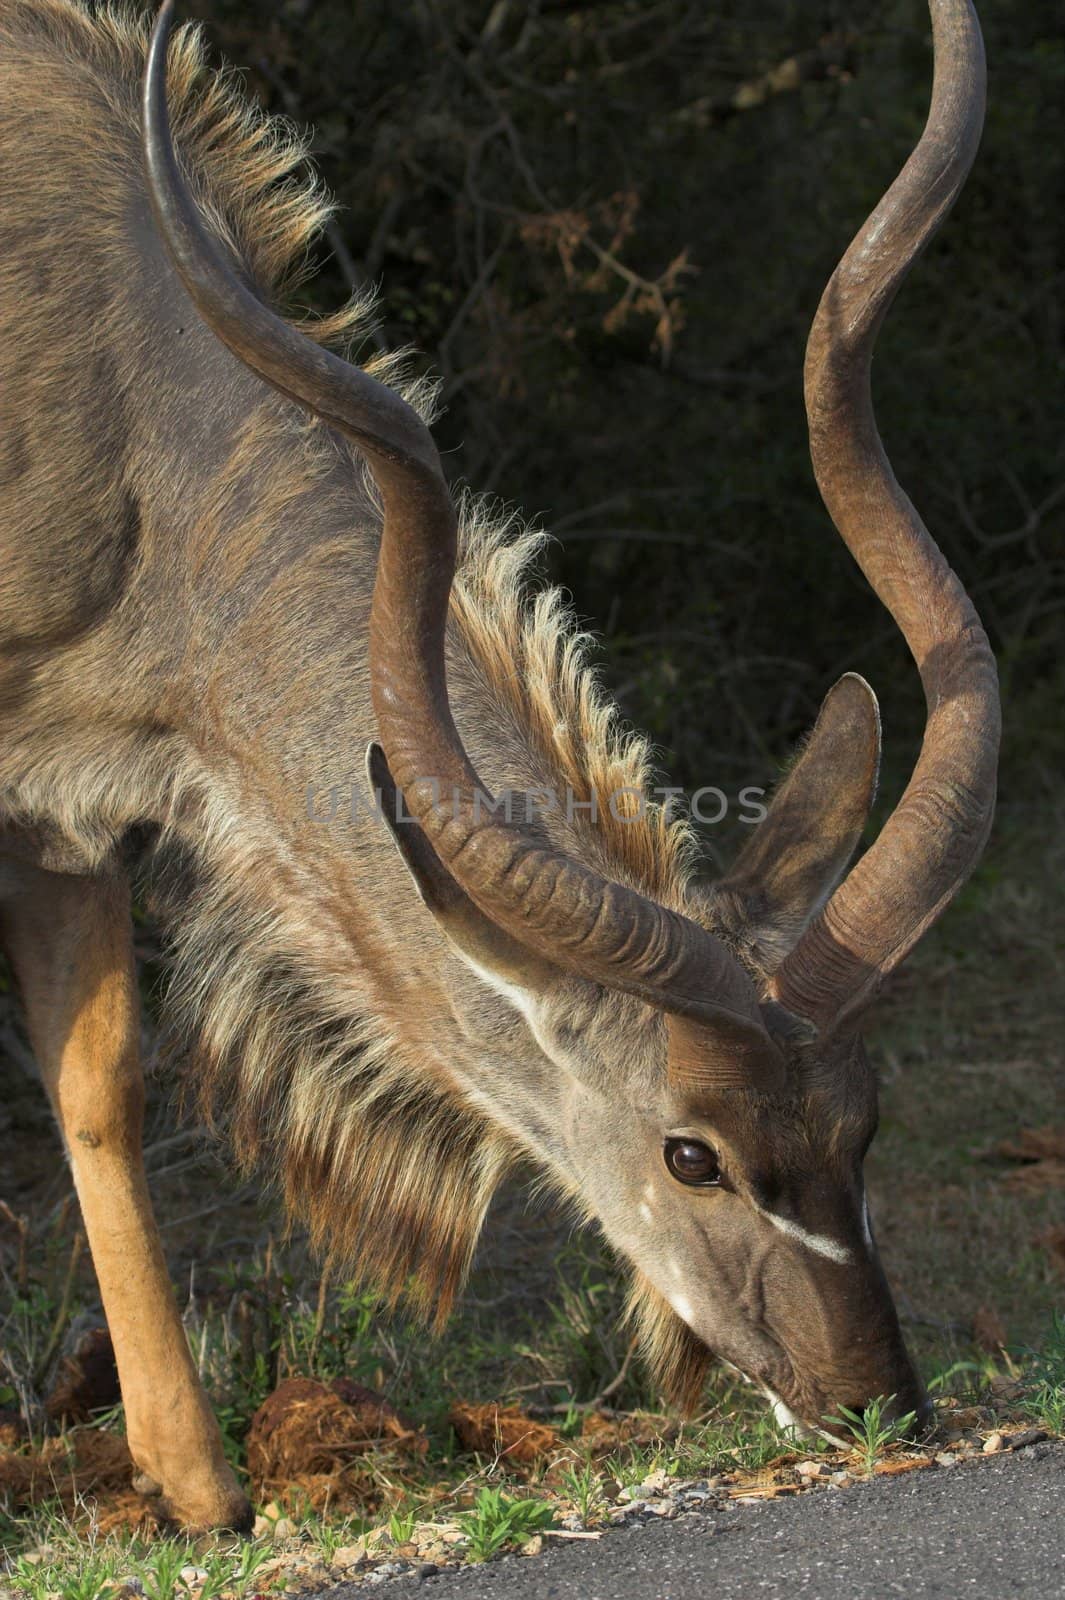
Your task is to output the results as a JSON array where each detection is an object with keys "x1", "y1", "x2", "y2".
[{"x1": 664, "y1": 1138, "x2": 721, "y2": 1188}]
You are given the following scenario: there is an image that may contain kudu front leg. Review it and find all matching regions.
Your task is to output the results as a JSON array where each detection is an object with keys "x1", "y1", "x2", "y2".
[{"x1": 0, "y1": 863, "x2": 251, "y2": 1532}]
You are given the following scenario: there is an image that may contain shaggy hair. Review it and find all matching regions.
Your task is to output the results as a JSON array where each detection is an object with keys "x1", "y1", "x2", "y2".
[
  {"x1": 154, "y1": 843, "x2": 517, "y2": 1329},
  {"x1": 626, "y1": 1272, "x2": 713, "y2": 1414},
  {"x1": 8, "y1": 1, "x2": 707, "y2": 1401}
]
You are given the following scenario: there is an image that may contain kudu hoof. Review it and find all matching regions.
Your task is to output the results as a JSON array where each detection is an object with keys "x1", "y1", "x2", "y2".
[{"x1": 134, "y1": 1470, "x2": 254, "y2": 1535}]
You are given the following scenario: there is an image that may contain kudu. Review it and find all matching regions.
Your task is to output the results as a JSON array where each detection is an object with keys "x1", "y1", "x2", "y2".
[{"x1": 0, "y1": 0, "x2": 998, "y2": 1532}]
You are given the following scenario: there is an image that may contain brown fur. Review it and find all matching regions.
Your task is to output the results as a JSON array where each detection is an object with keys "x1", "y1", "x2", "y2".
[
  {"x1": 1, "y1": 4, "x2": 946, "y2": 1453},
  {"x1": 0, "y1": 0, "x2": 697, "y2": 1391}
]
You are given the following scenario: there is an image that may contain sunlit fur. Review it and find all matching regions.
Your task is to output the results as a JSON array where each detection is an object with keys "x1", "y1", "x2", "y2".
[
  {"x1": 625, "y1": 1271, "x2": 713, "y2": 1413},
  {"x1": 1, "y1": 2, "x2": 702, "y2": 1388},
  {"x1": 448, "y1": 501, "x2": 697, "y2": 909},
  {"x1": 1, "y1": 0, "x2": 368, "y2": 351}
]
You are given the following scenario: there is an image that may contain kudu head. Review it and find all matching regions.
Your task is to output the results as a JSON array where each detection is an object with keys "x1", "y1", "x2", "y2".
[{"x1": 144, "y1": 0, "x2": 999, "y2": 1434}]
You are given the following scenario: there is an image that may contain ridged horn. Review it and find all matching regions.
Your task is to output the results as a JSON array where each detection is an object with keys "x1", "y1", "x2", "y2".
[
  {"x1": 772, "y1": 0, "x2": 1000, "y2": 1030},
  {"x1": 142, "y1": 0, "x2": 785, "y2": 1088}
]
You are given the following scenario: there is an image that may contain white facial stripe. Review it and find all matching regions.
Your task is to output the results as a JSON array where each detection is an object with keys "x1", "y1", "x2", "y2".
[
  {"x1": 755, "y1": 1206, "x2": 853, "y2": 1265},
  {"x1": 762, "y1": 1385, "x2": 849, "y2": 1448},
  {"x1": 460, "y1": 954, "x2": 539, "y2": 1026},
  {"x1": 761, "y1": 1386, "x2": 809, "y2": 1437},
  {"x1": 861, "y1": 1191, "x2": 873, "y2": 1250}
]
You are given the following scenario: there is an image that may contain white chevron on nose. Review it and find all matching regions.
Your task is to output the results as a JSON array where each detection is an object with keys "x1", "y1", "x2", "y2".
[{"x1": 754, "y1": 1206, "x2": 853, "y2": 1264}]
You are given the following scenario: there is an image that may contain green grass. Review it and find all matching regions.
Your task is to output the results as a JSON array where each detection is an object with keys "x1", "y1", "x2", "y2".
[
  {"x1": 7, "y1": 1532, "x2": 279, "y2": 1600},
  {"x1": 306, "y1": 1512, "x2": 368, "y2": 1564},
  {"x1": 1020, "y1": 1313, "x2": 1065, "y2": 1434},
  {"x1": 558, "y1": 1461, "x2": 606, "y2": 1527},
  {"x1": 387, "y1": 1504, "x2": 418, "y2": 1545},
  {"x1": 456, "y1": 1488, "x2": 555, "y2": 1562},
  {"x1": 1, "y1": 1277, "x2": 1061, "y2": 1596}
]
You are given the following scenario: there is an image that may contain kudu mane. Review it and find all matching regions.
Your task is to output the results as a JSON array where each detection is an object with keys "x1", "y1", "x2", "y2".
[
  {"x1": 7, "y1": 3, "x2": 702, "y2": 1360},
  {"x1": 153, "y1": 503, "x2": 696, "y2": 1329}
]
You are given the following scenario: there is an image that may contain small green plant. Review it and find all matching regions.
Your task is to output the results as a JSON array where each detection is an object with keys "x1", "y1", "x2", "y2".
[
  {"x1": 1021, "y1": 1314, "x2": 1065, "y2": 1434},
  {"x1": 388, "y1": 1505, "x2": 418, "y2": 1545},
  {"x1": 12, "y1": 1550, "x2": 117, "y2": 1600},
  {"x1": 556, "y1": 1400, "x2": 585, "y2": 1438},
  {"x1": 194, "y1": 1551, "x2": 248, "y2": 1600},
  {"x1": 1028, "y1": 1383, "x2": 1065, "y2": 1435},
  {"x1": 826, "y1": 1395, "x2": 918, "y2": 1475},
  {"x1": 559, "y1": 1461, "x2": 605, "y2": 1526},
  {"x1": 10, "y1": 1557, "x2": 49, "y2": 1600},
  {"x1": 457, "y1": 1488, "x2": 555, "y2": 1563},
  {"x1": 308, "y1": 1512, "x2": 368, "y2": 1563},
  {"x1": 230, "y1": 1539, "x2": 277, "y2": 1596},
  {"x1": 139, "y1": 1541, "x2": 193, "y2": 1600},
  {"x1": 602, "y1": 1445, "x2": 659, "y2": 1491}
]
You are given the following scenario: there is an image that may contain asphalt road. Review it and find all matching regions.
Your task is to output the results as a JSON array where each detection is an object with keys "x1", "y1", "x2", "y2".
[{"x1": 351, "y1": 1442, "x2": 1064, "y2": 1600}]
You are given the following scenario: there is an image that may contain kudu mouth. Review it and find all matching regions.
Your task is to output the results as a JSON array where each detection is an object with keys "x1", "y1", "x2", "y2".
[
  {"x1": 708, "y1": 1214, "x2": 933, "y2": 1442},
  {"x1": 738, "y1": 1338, "x2": 931, "y2": 1444},
  {"x1": 782, "y1": 1368, "x2": 932, "y2": 1443},
  {"x1": 759, "y1": 1295, "x2": 932, "y2": 1442}
]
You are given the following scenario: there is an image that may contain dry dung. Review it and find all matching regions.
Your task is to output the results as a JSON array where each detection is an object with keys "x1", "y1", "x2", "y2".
[
  {"x1": 448, "y1": 1403, "x2": 563, "y2": 1464},
  {"x1": 45, "y1": 1326, "x2": 121, "y2": 1424},
  {"x1": 997, "y1": 1127, "x2": 1065, "y2": 1163},
  {"x1": 246, "y1": 1377, "x2": 426, "y2": 1510},
  {"x1": 997, "y1": 1126, "x2": 1065, "y2": 1191},
  {"x1": 0, "y1": 1428, "x2": 136, "y2": 1519}
]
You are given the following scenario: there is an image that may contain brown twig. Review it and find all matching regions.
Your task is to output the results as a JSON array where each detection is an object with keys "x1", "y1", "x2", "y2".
[
  {"x1": 0, "y1": 1200, "x2": 30, "y2": 1295},
  {"x1": 309, "y1": 1259, "x2": 333, "y2": 1370}
]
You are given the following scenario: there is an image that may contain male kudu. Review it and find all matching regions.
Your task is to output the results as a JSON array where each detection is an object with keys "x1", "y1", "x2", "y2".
[{"x1": 0, "y1": 0, "x2": 998, "y2": 1530}]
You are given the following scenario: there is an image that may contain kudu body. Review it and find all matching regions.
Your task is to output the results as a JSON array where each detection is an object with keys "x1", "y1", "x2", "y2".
[{"x1": 0, "y1": 0, "x2": 998, "y2": 1532}]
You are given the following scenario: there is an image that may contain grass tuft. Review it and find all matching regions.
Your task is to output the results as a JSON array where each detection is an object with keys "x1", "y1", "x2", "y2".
[
  {"x1": 824, "y1": 1396, "x2": 919, "y2": 1476},
  {"x1": 457, "y1": 1488, "x2": 555, "y2": 1562}
]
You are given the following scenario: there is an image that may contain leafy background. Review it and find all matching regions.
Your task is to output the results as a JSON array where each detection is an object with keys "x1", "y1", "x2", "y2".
[{"x1": 187, "y1": 0, "x2": 1063, "y2": 809}]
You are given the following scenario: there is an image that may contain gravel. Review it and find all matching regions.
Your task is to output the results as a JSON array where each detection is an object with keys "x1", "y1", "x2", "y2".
[{"x1": 349, "y1": 1441, "x2": 1065, "y2": 1600}]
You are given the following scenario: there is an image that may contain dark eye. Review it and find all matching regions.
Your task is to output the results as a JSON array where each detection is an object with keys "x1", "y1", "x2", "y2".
[{"x1": 664, "y1": 1138, "x2": 721, "y2": 1188}]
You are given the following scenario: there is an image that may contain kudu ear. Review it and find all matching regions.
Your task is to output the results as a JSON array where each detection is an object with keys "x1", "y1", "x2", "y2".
[
  {"x1": 365, "y1": 744, "x2": 559, "y2": 997},
  {"x1": 714, "y1": 674, "x2": 880, "y2": 971}
]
